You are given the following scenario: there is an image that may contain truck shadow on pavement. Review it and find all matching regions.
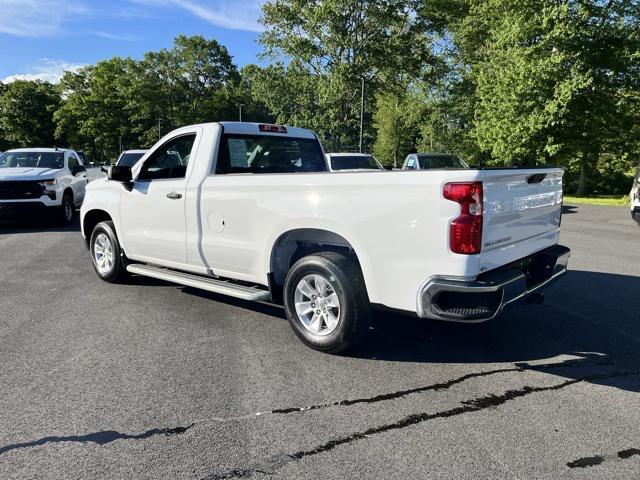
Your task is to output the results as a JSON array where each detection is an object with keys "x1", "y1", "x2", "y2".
[
  {"x1": 184, "y1": 269, "x2": 640, "y2": 393},
  {"x1": 355, "y1": 269, "x2": 640, "y2": 392},
  {"x1": 0, "y1": 215, "x2": 81, "y2": 234}
]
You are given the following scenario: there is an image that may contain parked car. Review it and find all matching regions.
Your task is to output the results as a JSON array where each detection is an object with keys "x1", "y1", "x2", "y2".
[
  {"x1": 0, "y1": 148, "x2": 89, "y2": 224},
  {"x1": 325, "y1": 152, "x2": 385, "y2": 172},
  {"x1": 81, "y1": 122, "x2": 569, "y2": 353},
  {"x1": 631, "y1": 167, "x2": 640, "y2": 225},
  {"x1": 116, "y1": 149, "x2": 148, "y2": 168},
  {"x1": 403, "y1": 153, "x2": 469, "y2": 170}
]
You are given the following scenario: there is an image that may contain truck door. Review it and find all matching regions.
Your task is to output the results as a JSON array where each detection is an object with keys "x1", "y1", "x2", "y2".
[
  {"x1": 120, "y1": 132, "x2": 199, "y2": 265},
  {"x1": 67, "y1": 152, "x2": 88, "y2": 204}
]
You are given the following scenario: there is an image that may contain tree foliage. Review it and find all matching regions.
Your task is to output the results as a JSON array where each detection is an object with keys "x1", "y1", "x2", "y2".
[
  {"x1": 422, "y1": 0, "x2": 640, "y2": 192},
  {"x1": 259, "y1": 0, "x2": 435, "y2": 150},
  {"x1": 0, "y1": 7, "x2": 638, "y2": 195},
  {"x1": 53, "y1": 35, "x2": 268, "y2": 162},
  {"x1": 0, "y1": 80, "x2": 61, "y2": 148}
]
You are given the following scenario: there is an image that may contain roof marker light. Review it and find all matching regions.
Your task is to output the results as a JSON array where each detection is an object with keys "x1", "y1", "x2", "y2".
[{"x1": 258, "y1": 124, "x2": 288, "y2": 133}]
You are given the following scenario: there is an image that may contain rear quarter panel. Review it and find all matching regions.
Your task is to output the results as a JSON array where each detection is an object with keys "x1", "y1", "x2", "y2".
[{"x1": 199, "y1": 169, "x2": 484, "y2": 312}]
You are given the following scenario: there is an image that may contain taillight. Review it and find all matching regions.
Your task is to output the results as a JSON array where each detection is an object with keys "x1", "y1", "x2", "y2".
[{"x1": 443, "y1": 182, "x2": 483, "y2": 254}]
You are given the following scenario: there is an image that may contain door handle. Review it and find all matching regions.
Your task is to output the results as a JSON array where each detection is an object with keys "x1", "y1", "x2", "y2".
[{"x1": 166, "y1": 192, "x2": 182, "y2": 199}]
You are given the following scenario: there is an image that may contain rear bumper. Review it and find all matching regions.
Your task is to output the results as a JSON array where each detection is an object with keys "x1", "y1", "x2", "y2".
[{"x1": 418, "y1": 245, "x2": 570, "y2": 322}]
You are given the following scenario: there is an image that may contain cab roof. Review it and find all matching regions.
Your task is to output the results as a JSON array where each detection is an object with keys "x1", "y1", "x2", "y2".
[
  {"x1": 219, "y1": 122, "x2": 317, "y2": 139},
  {"x1": 121, "y1": 149, "x2": 148, "y2": 154},
  {"x1": 6, "y1": 147, "x2": 74, "y2": 153},
  {"x1": 326, "y1": 152, "x2": 372, "y2": 157}
]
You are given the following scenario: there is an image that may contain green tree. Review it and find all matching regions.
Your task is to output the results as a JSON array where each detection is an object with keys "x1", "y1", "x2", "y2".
[
  {"x1": 259, "y1": 0, "x2": 434, "y2": 150},
  {"x1": 55, "y1": 58, "x2": 137, "y2": 162},
  {"x1": 133, "y1": 34, "x2": 240, "y2": 144},
  {"x1": 54, "y1": 35, "x2": 246, "y2": 159},
  {"x1": 445, "y1": 0, "x2": 640, "y2": 193},
  {"x1": 0, "y1": 80, "x2": 61, "y2": 147},
  {"x1": 372, "y1": 87, "x2": 425, "y2": 166}
]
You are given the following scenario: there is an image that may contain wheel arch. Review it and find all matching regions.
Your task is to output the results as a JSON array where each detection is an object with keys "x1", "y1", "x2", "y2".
[
  {"x1": 268, "y1": 227, "x2": 376, "y2": 300},
  {"x1": 82, "y1": 209, "x2": 113, "y2": 248}
]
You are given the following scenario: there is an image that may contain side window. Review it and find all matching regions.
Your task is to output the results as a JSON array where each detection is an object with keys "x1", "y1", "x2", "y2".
[
  {"x1": 215, "y1": 134, "x2": 326, "y2": 174},
  {"x1": 139, "y1": 134, "x2": 196, "y2": 180},
  {"x1": 406, "y1": 157, "x2": 416, "y2": 169},
  {"x1": 68, "y1": 153, "x2": 86, "y2": 174}
]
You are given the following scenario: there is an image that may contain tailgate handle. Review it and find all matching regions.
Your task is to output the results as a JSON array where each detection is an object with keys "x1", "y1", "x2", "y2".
[{"x1": 527, "y1": 173, "x2": 546, "y2": 184}]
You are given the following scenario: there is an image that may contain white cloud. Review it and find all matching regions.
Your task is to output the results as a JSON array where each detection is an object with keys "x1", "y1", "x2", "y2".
[
  {"x1": 2, "y1": 59, "x2": 86, "y2": 84},
  {"x1": 89, "y1": 31, "x2": 141, "y2": 41},
  {"x1": 133, "y1": 0, "x2": 264, "y2": 32},
  {"x1": 0, "y1": 0, "x2": 89, "y2": 37}
]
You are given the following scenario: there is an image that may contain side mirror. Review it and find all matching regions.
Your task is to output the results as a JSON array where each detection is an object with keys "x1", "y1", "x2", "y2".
[{"x1": 108, "y1": 165, "x2": 133, "y2": 190}]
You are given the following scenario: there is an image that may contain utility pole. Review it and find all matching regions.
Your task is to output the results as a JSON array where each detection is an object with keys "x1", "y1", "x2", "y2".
[
  {"x1": 158, "y1": 119, "x2": 161, "y2": 141},
  {"x1": 359, "y1": 76, "x2": 365, "y2": 153},
  {"x1": 118, "y1": 136, "x2": 122, "y2": 153},
  {"x1": 239, "y1": 104, "x2": 243, "y2": 122}
]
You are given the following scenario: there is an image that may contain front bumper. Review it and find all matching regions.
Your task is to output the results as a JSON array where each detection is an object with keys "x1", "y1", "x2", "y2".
[
  {"x1": 418, "y1": 245, "x2": 571, "y2": 322},
  {"x1": 0, "y1": 201, "x2": 58, "y2": 218}
]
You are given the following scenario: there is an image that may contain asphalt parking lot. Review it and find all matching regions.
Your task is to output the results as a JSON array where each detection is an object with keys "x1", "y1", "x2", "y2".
[{"x1": 1, "y1": 203, "x2": 639, "y2": 480}]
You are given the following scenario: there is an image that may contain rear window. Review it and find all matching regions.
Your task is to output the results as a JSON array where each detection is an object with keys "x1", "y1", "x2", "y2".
[
  {"x1": 216, "y1": 134, "x2": 326, "y2": 174},
  {"x1": 0, "y1": 151, "x2": 64, "y2": 169},
  {"x1": 117, "y1": 152, "x2": 146, "y2": 167},
  {"x1": 330, "y1": 155, "x2": 381, "y2": 171},
  {"x1": 417, "y1": 154, "x2": 467, "y2": 169}
]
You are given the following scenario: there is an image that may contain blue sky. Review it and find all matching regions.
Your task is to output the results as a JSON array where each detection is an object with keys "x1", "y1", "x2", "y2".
[{"x1": 0, "y1": 0, "x2": 263, "y2": 83}]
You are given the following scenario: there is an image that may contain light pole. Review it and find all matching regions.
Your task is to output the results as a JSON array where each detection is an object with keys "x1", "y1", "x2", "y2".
[
  {"x1": 359, "y1": 76, "x2": 365, "y2": 153},
  {"x1": 239, "y1": 104, "x2": 243, "y2": 122}
]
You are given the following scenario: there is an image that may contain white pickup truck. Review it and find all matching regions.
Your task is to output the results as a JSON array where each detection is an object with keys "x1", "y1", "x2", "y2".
[
  {"x1": 81, "y1": 122, "x2": 570, "y2": 353},
  {"x1": 0, "y1": 148, "x2": 89, "y2": 224}
]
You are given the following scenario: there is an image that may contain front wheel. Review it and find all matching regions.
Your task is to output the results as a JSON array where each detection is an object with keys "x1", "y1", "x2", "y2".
[
  {"x1": 57, "y1": 193, "x2": 74, "y2": 225},
  {"x1": 90, "y1": 221, "x2": 129, "y2": 283},
  {"x1": 283, "y1": 251, "x2": 371, "y2": 354}
]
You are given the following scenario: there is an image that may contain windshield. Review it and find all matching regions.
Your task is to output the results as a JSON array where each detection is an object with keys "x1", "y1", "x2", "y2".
[
  {"x1": 330, "y1": 155, "x2": 382, "y2": 171},
  {"x1": 117, "y1": 152, "x2": 146, "y2": 167},
  {"x1": 0, "y1": 151, "x2": 64, "y2": 169},
  {"x1": 417, "y1": 154, "x2": 468, "y2": 169}
]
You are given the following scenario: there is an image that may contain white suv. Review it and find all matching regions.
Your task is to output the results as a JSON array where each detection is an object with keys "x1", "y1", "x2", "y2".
[{"x1": 0, "y1": 148, "x2": 89, "y2": 224}]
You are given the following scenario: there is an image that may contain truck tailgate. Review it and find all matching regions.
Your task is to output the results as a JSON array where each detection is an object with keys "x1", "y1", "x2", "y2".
[{"x1": 481, "y1": 168, "x2": 563, "y2": 258}]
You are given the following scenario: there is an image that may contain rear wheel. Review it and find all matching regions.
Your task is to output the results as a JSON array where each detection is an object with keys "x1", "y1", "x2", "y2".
[
  {"x1": 90, "y1": 221, "x2": 129, "y2": 283},
  {"x1": 283, "y1": 251, "x2": 371, "y2": 353}
]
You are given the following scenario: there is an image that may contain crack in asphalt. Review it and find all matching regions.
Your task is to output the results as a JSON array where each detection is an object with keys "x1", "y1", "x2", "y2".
[
  {"x1": 200, "y1": 352, "x2": 636, "y2": 422},
  {"x1": 1, "y1": 353, "x2": 637, "y2": 463},
  {"x1": 202, "y1": 369, "x2": 640, "y2": 479},
  {"x1": 567, "y1": 447, "x2": 640, "y2": 468},
  {"x1": 0, "y1": 423, "x2": 194, "y2": 456}
]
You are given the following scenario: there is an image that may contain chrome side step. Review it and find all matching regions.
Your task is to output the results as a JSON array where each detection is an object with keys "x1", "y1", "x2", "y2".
[{"x1": 126, "y1": 264, "x2": 270, "y2": 302}]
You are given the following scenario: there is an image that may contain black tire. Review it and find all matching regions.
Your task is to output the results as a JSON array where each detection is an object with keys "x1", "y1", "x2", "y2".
[
  {"x1": 89, "y1": 220, "x2": 129, "y2": 283},
  {"x1": 283, "y1": 251, "x2": 371, "y2": 353},
  {"x1": 57, "y1": 192, "x2": 74, "y2": 225}
]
